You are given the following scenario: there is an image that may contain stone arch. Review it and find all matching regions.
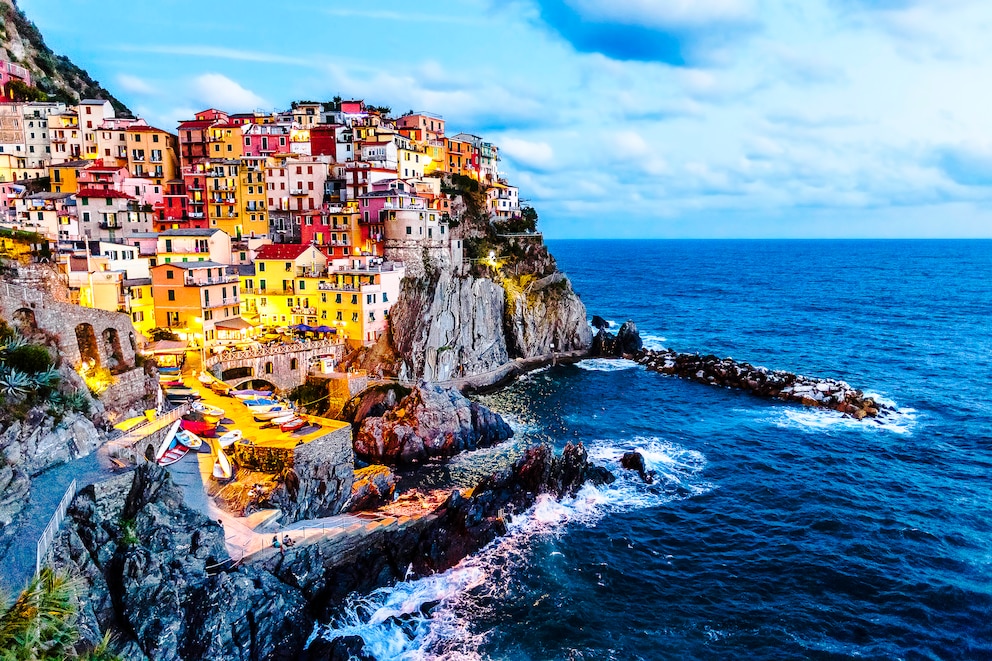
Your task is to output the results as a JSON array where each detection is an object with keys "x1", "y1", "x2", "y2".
[
  {"x1": 232, "y1": 378, "x2": 278, "y2": 393},
  {"x1": 222, "y1": 366, "x2": 253, "y2": 381},
  {"x1": 144, "y1": 444, "x2": 156, "y2": 462},
  {"x1": 12, "y1": 307, "x2": 36, "y2": 330},
  {"x1": 75, "y1": 323, "x2": 100, "y2": 368},
  {"x1": 102, "y1": 327, "x2": 125, "y2": 373}
]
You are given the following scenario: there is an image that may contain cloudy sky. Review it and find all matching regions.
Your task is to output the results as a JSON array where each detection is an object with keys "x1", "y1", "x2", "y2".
[{"x1": 19, "y1": 0, "x2": 992, "y2": 238}]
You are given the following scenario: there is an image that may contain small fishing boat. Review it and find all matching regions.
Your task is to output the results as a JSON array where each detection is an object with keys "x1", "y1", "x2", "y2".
[
  {"x1": 191, "y1": 402, "x2": 225, "y2": 423},
  {"x1": 253, "y1": 406, "x2": 294, "y2": 421},
  {"x1": 158, "y1": 366, "x2": 181, "y2": 375},
  {"x1": 217, "y1": 429, "x2": 243, "y2": 448},
  {"x1": 165, "y1": 387, "x2": 200, "y2": 400},
  {"x1": 232, "y1": 389, "x2": 273, "y2": 400},
  {"x1": 212, "y1": 447, "x2": 233, "y2": 481},
  {"x1": 197, "y1": 373, "x2": 214, "y2": 385},
  {"x1": 270, "y1": 413, "x2": 296, "y2": 426},
  {"x1": 174, "y1": 428, "x2": 203, "y2": 450},
  {"x1": 210, "y1": 380, "x2": 233, "y2": 395},
  {"x1": 280, "y1": 417, "x2": 306, "y2": 433},
  {"x1": 157, "y1": 442, "x2": 189, "y2": 466},
  {"x1": 181, "y1": 411, "x2": 217, "y2": 436},
  {"x1": 242, "y1": 398, "x2": 280, "y2": 413},
  {"x1": 154, "y1": 420, "x2": 183, "y2": 461}
]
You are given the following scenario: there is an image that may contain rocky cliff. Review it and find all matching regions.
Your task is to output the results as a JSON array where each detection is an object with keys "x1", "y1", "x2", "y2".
[{"x1": 0, "y1": 0, "x2": 130, "y2": 112}]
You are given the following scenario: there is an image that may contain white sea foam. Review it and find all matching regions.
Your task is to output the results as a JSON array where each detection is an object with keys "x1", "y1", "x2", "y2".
[
  {"x1": 769, "y1": 405, "x2": 918, "y2": 435},
  {"x1": 576, "y1": 358, "x2": 640, "y2": 372},
  {"x1": 312, "y1": 436, "x2": 711, "y2": 659},
  {"x1": 640, "y1": 334, "x2": 669, "y2": 351}
]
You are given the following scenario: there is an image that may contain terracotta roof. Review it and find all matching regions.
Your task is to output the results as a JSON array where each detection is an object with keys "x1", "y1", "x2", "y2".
[
  {"x1": 126, "y1": 125, "x2": 172, "y2": 134},
  {"x1": 178, "y1": 120, "x2": 214, "y2": 129},
  {"x1": 254, "y1": 243, "x2": 314, "y2": 260},
  {"x1": 76, "y1": 188, "x2": 134, "y2": 200}
]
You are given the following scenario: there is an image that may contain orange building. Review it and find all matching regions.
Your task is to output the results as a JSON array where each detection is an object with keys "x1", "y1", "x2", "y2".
[{"x1": 150, "y1": 261, "x2": 242, "y2": 344}]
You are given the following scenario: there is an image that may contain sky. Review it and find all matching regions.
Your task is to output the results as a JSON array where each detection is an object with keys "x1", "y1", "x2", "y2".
[{"x1": 17, "y1": 0, "x2": 992, "y2": 239}]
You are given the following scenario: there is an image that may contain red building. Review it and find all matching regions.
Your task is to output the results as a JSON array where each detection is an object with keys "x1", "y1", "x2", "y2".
[{"x1": 310, "y1": 125, "x2": 339, "y2": 160}]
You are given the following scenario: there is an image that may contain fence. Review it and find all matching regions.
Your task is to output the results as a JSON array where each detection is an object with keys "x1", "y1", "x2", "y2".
[
  {"x1": 105, "y1": 403, "x2": 191, "y2": 465},
  {"x1": 204, "y1": 338, "x2": 341, "y2": 370},
  {"x1": 35, "y1": 479, "x2": 77, "y2": 576}
]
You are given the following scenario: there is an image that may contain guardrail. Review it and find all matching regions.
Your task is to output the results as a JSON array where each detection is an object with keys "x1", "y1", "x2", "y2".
[
  {"x1": 35, "y1": 479, "x2": 76, "y2": 576},
  {"x1": 204, "y1": 339, "x2": 341, "y2": 369},
  {"x1": 105, "y1": 403, "x2": 191, "y2": 463}
]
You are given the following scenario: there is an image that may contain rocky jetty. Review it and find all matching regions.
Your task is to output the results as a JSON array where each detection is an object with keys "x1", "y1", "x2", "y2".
[
  {"x1": 353, "y1": 383, "x2": 513, "y2": 465},
  {"x1": 591, "y1": 317, "x2": 892, "y2": 419},
  {"x1": 52, "y1": 465, "x2": 309, "y2": 661},
  {"x1": 634, "y1": 349, "x2": 892, "y2": 418}
]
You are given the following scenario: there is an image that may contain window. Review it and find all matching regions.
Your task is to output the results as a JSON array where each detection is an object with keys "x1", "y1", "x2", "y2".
[
  {"x1": 265, "y1": 362, "x2": 273, "y2": 374},
  {"x1": 290, "y1": 358, "x2": 298, "y2": 370},
  {"x1": 335, "y1": 293, "x2": 341, "y2": 304},
  {"x1": 166, "y1": 270, "x2": 174, "y2": 280},
  {"x1": 336, "y1": 311, "x2": 342, "y2": 321},
  {"x1": 382, "y1": 292, "x2": 388, "y2": 303},
  {"x1": 284, "y1": 262, "x2": 291, "y2": 272},
  {"x1": 298, "y1": 280, "x2": 306, "y2": 290},
  {"x1": 351, "y1": 295, "x2": 358, "y2": 305},
  {"x1": 204, "y1": 310, "x2": 213, "y2": 321},
  {"x1": 352, "y1": 312, "x2": 359, "y2": 322},
  {"x1": 167, "y1": 290, "x2": 176, "y2": 301},
  {"x1": 406, "y1": 226, "x2": 412, "y2": 235},
  {"x1": 259, "y1": 263, "x2": 265, "y2": 272}
]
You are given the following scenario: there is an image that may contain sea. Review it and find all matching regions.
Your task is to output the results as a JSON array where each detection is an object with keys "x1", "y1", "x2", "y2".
[{"x1": 315, "y1": 239, "x2": 992, "y2": 660}]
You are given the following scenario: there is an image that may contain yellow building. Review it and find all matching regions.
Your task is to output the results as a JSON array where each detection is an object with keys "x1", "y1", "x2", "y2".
[
  {"x1": 238, "y1": 156, "x2": 268, "y2": 238},
  {"x1": 241, "y1": 243, "x2": 326, "y2": 326},
  {"x1": 125, "y1": 125, "x2": 179, "y2": 188},
  {"x1": 208, "y1": 122, "x2": 244, "y2": 160},
  {"x1": 49, "y1": 158, "x2": 89, "y2": 194}
]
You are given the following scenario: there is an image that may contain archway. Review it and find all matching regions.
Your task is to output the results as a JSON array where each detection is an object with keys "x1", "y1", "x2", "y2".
[
  {"x1": 75, "y1": 323, "x2": 100, "y2": 368},
  {"x1": 102, "y1": 327, "x2": 125, "y2": 373},
  {"x1": 12, "y1": 307, "x2": 36, "y2": 331},
  {"x1": 221, "y1": 366, "x2": 253, "y2": 381},
  {"x1": 129, "y1": 331, "x2": 137, "y2": 353},
  {"x1": 232, "y1": 378, "x2": 279, "y2": 394}
]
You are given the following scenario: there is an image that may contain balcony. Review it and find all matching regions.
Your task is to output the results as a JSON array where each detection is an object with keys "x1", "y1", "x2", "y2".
[
  {"x1": 212, "y1": 183, "x2": 233, "y2": 191},
  {"x1": 292, "y1": 307, "x2": 316, "y2": 315},
  {"x1": 203, "y1": 297, "x2": 238, "y2": 310},
  {"x1": 188, "y1": 212, "x2": 204, "y2": 219},
  {"x1": 290, "y1": 189, "x2": 307, "y2": 196},
  {"x1": 245, "y1": 287, "x2": 294, "y2": 296},
  {"x1": 185, "y1": 274, "x2": 239, "y2": 286},
  {"x1": 99, "y1": 222, "x2": 121, "y2": 230}
]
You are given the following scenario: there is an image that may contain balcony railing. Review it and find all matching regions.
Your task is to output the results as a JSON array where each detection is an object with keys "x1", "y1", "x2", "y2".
[
  {"x1": 184, "y1": 275, "x2": 239, "y2": 286},
  {"x1": 203, "y1": 297, "x2": 238, "y2": 309},
  {"x1": 290, "y1": 189, "x2": 307, "y2": 196},
  {"x1": 245, "y1": 287, "x2": 294, "y2": 296}
]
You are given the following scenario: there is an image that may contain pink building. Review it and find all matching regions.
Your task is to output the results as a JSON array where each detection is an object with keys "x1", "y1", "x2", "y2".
[
  {"x1": 243, "y1": 123, "x2": 291, "y2": 157},
  {"x1": 0, "y1": 60, "x2": 32, "y2": 102}
]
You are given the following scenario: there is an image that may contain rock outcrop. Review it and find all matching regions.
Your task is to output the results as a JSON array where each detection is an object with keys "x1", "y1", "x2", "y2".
[
  {"x1": 354, "y1": 383, "x2": 513, "y2": 465},
  {"x1": 375, "y1": 268, "x2": 591, "y2": 383},
  {"x1": 345, "y1": 465, "x2": 399, "y2": 512},
  {"x1": 0, "y1": 410, "x2": 103, "y2": 476},
  {"x1": 52, "y1": 465, "x2": 310, "y2": 661},
  {"x1": 591, "y1": 320, "x2": 643, "y2": 357},
  {"x1": 269, "y1": 425, "x2": 354, "y2": 522}
]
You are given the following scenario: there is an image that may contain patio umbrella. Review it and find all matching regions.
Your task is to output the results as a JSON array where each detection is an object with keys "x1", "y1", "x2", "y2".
[
  {"x1": 314, "y1": 325, "x2": 334, "y2": 333},
  {"x1": 291, "y1": 324, "x2": 314, "y2": 332}
]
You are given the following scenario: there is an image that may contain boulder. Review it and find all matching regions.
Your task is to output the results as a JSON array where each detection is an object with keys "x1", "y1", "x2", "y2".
[
  {"x1": 346, "y1": 465, "x2": 399, "y2": 512},
  {"x1": 591, "y1": 315, "x2": 609, "y2": 330},
  {"x1": 354, "y1": 384, "x2": 513, "y2": 465},
  {"x1": 620, "y1": 451, "x2": 654, "y2": 484},
  {"x1": 615, "y1": 320, "x2": 643, "y2": 355}
]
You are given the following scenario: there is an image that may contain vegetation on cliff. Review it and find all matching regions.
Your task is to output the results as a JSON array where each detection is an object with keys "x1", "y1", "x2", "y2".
[{"x1": 0, "y1": 0, "x2": 130, "y2": 114}]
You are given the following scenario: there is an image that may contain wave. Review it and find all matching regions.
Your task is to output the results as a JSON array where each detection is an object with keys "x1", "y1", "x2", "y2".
[
  {"x1": 640, "y1": 333, "x2": 669, "y2": 350},
  {"x1": 576, "y1": 358, "x2": 641, "y2": 372},
  {"x1": 766, "y1": 405, "x2": 918, "y2": 435},
  {"x1": 312, "y1": 436, "x2": 711, "y2": 659}
]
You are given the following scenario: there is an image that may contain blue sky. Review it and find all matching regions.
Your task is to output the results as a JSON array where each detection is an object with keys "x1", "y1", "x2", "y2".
[{"x1": 18, "y1": 0, "x2": 992, "y2": 238}]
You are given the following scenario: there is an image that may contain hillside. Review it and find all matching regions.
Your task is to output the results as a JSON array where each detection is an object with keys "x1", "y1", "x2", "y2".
[{"x1": 0, "y1": 0, "x2": 130, "y2": 115}]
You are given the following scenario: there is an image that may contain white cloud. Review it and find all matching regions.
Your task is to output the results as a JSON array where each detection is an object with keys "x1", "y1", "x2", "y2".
[
  {"x1": 116, "y1": 74, "x2": 155, "y2": 95},
  {"x1": 189, "y1": 74, "x2": 267, "y2": 111},
  {"x1": 115, "y1": 44, "x2": 312, "y2": 67},
  {"x1": 499, "y1": 138, "x2": 556, "y2": 170}
]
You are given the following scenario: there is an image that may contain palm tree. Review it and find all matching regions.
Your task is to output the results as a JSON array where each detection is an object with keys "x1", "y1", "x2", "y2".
[{"x1": 0, "y1": 569, "x2": 120, "y2": 660}]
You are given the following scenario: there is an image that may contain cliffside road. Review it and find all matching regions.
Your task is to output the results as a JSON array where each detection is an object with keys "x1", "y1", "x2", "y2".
[{"x1": 0, "y1": 453, "x2": 107, "y2": 593}]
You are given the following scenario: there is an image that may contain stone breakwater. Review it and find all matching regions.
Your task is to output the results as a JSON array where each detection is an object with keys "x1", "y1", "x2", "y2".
[{"x1": 634, "y1": 348, "x2": 891, "y2": 419}]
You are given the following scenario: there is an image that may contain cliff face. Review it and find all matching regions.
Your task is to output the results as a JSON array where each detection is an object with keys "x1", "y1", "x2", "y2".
[
  {"x1": 0, "y1": 0, "x2": 130, "y2": 112},
  {"x1": 381, "y1": 244, "x2": 591, "y2": 383}
]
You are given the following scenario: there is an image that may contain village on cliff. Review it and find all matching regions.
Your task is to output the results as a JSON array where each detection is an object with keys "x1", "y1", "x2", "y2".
[{"x1": 0, "y1": 71, "x2": 529, "y2": 352}]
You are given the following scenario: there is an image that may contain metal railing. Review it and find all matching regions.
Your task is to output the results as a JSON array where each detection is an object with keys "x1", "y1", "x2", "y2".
[
  {"x1": 204, "y1": 338, "x2": 341, "y2": 368},
  {"x1": 35, "y1": 479, "x2": 77, "y2": 575},
  {"x1": 106, "y1": 403, "x2": 191, "y2": 462}
]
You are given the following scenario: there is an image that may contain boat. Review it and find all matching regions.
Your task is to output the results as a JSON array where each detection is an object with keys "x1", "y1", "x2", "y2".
[
  {"x1": 174, "y1": 428, "x2": 203, "y2": 450},
  {"x1": 154, "y1": 420, "x2": 183, "y2": 461},
  {"x1": 191, "y1": 402, "x2": 225, "y2": 423},
  {"x1": 113, "y1": 415, "x2": 147, "y2": 432},
  {"x1": 242, "y1": 399, "x2": 280, "y2": 413},
  {"x1": 157, "y1": 442, "x2": 189, "y2": 466},
  {"x1": 181, "y1": 411, "x2": 217, "y2": 436},
  {"x1": 217, "y1": 429, "x2": 243, "y2": 448},
  {"x1": 253, "y1": 406, "x2": 294, "y2": 421},
  {"x1": 158, "y1": 366, "x2": 181, "y2": 375},
  {"x1": 212, "y1": 446, "x2": 233, "y2": 481},
  {"x1": 197, "y1": 373, "x2": 215, "y2": 385},
  {"x1": 210, "y1": 380, "x2": 233, "y2": 395},
  {"x1": 270, "y1": 413, "x2": 296, "y2": 426},
  {"x1": 165, "y1": 387, "x2": 200, "y2": 401},
  {"x1": 280, "y1": 417, "x2": 307, "y2": 433},
  {"x1": 232, "y1": 389, "x2": 274, "y2": 400}
]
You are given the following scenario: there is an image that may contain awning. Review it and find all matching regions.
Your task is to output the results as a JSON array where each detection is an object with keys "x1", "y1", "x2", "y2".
[
  {"x1": 314, "y1": 325, "x2": 336, "y2": 333},
  {"x1": 291, "y1": 324, "x2": 315, "y2": 332},
  {"x1": 216, "y1": 317, "x2": 257, "y2": 331},
  {"x1": 144, "y1": 340, "x2": 189, "y2": 355}
]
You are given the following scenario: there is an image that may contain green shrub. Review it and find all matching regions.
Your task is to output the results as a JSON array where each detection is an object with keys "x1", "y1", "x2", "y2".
[{"x1": 5, "y1": 343, "x2": 53, "y2": 373}]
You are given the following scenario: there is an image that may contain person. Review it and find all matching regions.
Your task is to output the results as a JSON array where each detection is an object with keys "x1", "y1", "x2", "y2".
[
  {"x1": 272, "y1": 535, "x2": 280, "y2": 549},
  {"x1": 283, "y1": 534, "x2": 294, "y2": 548}
]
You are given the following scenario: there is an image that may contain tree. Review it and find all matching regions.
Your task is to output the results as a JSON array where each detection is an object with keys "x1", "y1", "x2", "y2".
[
  {"x1": 5, "y1": 79, "x2": 47, "y2": 102},
  {"x1": 0, "y1": 568, "x2": 120, "y2": 660}
]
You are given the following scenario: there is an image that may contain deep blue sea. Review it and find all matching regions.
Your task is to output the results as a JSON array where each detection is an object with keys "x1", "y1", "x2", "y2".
[{"x1": 318, "y1": 240, "x2": 992, "y2": 660}]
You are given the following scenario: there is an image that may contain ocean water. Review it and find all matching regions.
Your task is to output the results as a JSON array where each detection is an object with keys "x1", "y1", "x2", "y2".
[{"x1": 317, "y1": 240, "x2": 992, "y2": 659}]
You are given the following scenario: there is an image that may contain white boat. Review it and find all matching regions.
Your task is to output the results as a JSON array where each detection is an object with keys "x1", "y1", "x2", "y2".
[
  {"x1": 217, "y1": 429, "x2": 243, "y2": 448},
  {"x1": 212, "y1": 447, "x2": 233, "y2": 481},
  {"x1": 253, "y1": 406, "x2": 293, "y2": 421},
  {"x1": 197, "y1": 373, "x2": 214, "y2": 385},
  {"x1": 270, "y1": 413, "x2": 296, "y2": 425},
  {"x1": 154, "y1": 420, "x2": 183, "y2": 461},
  {"x1": 174, "y1": 428, "x2": 202, "y2": 450},
  {"x1": 191, "y1": 402, "x2": 225, "y2": 423},
  {"x1": 233, "y1": 389, "x2": 273, "y2": 400}
]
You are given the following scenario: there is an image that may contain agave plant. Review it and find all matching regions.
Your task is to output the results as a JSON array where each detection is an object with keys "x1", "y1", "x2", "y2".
[
  {"x1": 0, "y1": 333, "x2": 26, "y2": 360},
  {"x1": 0, "y1": 367, "x2": 32, "y2": 398},
  {"x1": 31, "y1": 365, "x2": 61, "y2": 388}
]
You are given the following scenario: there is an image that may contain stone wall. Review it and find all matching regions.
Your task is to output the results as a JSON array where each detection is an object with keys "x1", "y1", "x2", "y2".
[
  {"x1": 270, "y1": 423, "x2": 354, "y2": 521},
  {"x1": 0, "y1": 281, "x2": 140, "y2": 370},
  {"x1": 231, "y1": 443, "x2": 293, "y2": 473},
  {"x1": 98, "y1": 367, "x2": 154, "y2": 418},
  {"x1": 207, "y1": 340, "x2": 345, "y2": 393}
]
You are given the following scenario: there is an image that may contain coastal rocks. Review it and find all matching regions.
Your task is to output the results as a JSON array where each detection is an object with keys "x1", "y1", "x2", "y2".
[
  {"x1": 0, "y1": 410, "x2": 103, "y2": 476},
  {"x1": 52, "y1": 464, "x2": 310, "y2": 661},
  {"x1": 591, "y1": 319, "x2": 643, "y2": 357},
  {"x1": 634, "y1": 348, "x2": 893, "y2": 419},
  {"x1": 261, "y1": 443, "x2": 613, "y2": 615},
  {"x1": 620, "y1": 451, "x2": 654, "y2": 484},
  {"x1": 0, "y1": 459, "x2": 30, "y2": 549},
  {"x1": 354, "y1": 383, "x2": 513, "y2": 465},
  {"x1": 503, "y1": 272, "x2": 593, "y2": 361},
  {"x1": 270, "y1": 425, "x2": 354, "y2": 522},
  {"x1": 346, "y1": 465, "x2": 399, "y2": 512}
]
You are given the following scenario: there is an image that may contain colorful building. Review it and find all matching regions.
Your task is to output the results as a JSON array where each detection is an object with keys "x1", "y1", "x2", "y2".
[{"x1": 150, "y1": 261, "x2": 241, "y2": 344}]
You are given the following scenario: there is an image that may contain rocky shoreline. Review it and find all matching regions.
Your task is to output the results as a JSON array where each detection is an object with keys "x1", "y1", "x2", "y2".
[{"x1": 591, "y1": 320, "x2": 893, "y2": 419}]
